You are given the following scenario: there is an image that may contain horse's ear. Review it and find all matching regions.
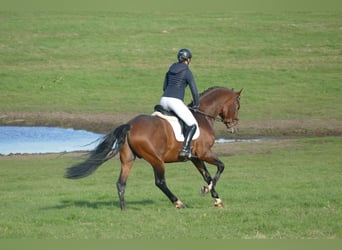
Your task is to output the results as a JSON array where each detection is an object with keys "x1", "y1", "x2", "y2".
[{"x1": 238, "y1": 88, "x2": 243, "y2": 95}]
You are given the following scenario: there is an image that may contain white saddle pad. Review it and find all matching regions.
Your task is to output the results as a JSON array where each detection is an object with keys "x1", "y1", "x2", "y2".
[{"x1": 151, "y1": 111, "x2": 200, "y2": 142}]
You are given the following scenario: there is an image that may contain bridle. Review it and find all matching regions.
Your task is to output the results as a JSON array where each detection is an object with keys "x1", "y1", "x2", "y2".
[{"x1": 189, "y1": 95, "x2": 240, "y2": 128}]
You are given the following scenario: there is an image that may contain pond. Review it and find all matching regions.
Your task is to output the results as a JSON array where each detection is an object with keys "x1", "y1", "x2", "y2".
[
  {"x1": 0, "y1": 126, "x2": 269, "y2": 155},
  {"x1": 0, "y1": 126, "x2": 103, "y2": 155}
]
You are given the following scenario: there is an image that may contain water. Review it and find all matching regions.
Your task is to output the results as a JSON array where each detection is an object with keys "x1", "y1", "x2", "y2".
[
  {"x1": 0, "y1": 126, "x2": 103, "y2": 155},
  {"x1": 0, "y1": 126, "x2": 270, "y2": 155},
  {"x1": 215, "y1": 138, "x2": 269, "y2": 143}
]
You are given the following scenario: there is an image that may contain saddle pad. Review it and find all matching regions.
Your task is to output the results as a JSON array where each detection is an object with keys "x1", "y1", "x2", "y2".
[{"x1": 151, "y1": 111, "x2": 200, "y2": 142}]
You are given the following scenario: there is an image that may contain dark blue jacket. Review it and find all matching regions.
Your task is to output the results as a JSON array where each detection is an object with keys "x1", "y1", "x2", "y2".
[{"x1": 162, "y1": 62, "x2": 200, "y2": 107}]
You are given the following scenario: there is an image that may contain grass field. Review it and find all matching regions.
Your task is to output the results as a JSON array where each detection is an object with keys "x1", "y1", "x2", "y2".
[
  {"x1": 0, "y1": 137, "x2": 341, "y2": 239},
  {"x1": 1, "y1": 11, "x2": 341, "y2": 121},
  {"x1": 0, "y1": 10, "x2": 341, "y2": 240}
]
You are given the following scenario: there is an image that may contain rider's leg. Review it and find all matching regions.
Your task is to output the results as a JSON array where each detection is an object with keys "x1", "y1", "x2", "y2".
[
  {"x1": 179, "y1": 124, "x2": 197, "y2": 157},
  {"x1": 160, "y1": 97, "x2": 198, "y2": 158}
]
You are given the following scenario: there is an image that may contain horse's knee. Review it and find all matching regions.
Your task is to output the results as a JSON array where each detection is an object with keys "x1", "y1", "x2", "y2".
[
  {"x1": 155, "y1": 178, "x2": 166, "y2": 188},
  {"x1": 217, "y1": 161, "x2": 225, "y2": 173}
]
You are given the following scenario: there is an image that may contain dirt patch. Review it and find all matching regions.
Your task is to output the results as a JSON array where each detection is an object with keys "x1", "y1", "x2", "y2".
[
  {"x1": 1, "y1": 111, "x2": 341, "y2": 138},
  {"x1": 225, "y1": 119, "x2": 342, "y2": 138},
  {"x1": 0, "y1": 112, "x2": 132, "y2": 133}
]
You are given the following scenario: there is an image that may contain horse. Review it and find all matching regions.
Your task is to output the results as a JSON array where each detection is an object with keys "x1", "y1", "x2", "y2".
[{"x1": 65, "y1": 86, "x2": 242, "y2": 210}]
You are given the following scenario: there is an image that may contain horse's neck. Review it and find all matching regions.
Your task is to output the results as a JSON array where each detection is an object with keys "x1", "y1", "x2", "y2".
[{"x1": 200, "y1": 96, "x2": 226, "y2": 117}]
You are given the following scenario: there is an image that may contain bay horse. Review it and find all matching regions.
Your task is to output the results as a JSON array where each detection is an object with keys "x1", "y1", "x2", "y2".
[{"x1": 65, "y1": 86, "x2": 242, "y2": 209}]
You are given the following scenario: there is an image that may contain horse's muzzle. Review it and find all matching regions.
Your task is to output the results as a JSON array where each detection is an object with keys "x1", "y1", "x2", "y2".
[
  {"x1": 229, "y1": 124, "x2": 239, "y2": 133},
  {"x1": 225, "y1": 120, "x2": 239, "y2": 133}
]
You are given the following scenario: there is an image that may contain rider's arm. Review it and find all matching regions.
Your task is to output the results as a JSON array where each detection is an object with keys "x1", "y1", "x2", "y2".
[
  {"x1": 186, "y1": 70, "x2": 200, "y2": 108},
  {"x1": 163, "y1": 73, "x2": 168, "y2": 91}
]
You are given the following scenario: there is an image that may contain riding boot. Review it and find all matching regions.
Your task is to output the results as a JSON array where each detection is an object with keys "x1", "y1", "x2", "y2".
[{"x1": 179, "y1": 124, "x2": 197, "y2": 158}]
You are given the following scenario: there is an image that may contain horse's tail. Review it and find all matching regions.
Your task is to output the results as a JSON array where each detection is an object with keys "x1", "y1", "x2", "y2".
[{"x1": 64, "y1": 124, "x2": 130, "y2": 179}]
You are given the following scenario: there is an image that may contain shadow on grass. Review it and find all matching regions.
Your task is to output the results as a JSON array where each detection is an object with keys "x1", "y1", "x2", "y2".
[{"x1": 42, "y1": 199, "x2": 155, "y2": 210}]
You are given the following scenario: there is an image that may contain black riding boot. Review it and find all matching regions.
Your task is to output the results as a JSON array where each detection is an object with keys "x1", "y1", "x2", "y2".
[{"x1": 179, "y1": 124, "x2": 197, "y2": 158}]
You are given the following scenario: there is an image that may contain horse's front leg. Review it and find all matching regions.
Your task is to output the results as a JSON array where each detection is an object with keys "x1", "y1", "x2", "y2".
[
  {"x1": 210, "y1": 158, "x2": 225, "y2": 188},
  {"x1": 208, "y1": 157, "x2": 225, "y2": 207},
  {"x1": 191, "y1": 158, "x2": 224, "y2": 207}
]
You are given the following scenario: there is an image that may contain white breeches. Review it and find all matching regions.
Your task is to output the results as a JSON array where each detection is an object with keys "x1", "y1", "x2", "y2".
[{"x1": 160, "y1": 97, "x2": 198, "y2": 127}]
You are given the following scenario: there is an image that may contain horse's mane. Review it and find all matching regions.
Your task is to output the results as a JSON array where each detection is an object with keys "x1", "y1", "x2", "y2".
[{"x1": 188, "y1": 86, "x2": 232, "y2": 107}]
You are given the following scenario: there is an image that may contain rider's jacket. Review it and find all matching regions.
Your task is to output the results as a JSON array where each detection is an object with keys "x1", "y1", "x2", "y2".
[{"x1": 162, "y1": 62, "x2": 199, "y2": 107}]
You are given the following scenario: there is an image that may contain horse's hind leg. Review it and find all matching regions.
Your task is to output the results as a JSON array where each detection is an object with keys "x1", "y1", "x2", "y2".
[
  {"x1": 116, "y1": 141, "x2": 135, "y2": 210},
  {"x1": 153, "y1": 164, "x2": 185, "y2": 209},
  {"x1": 116, "y1": 162, "x2": 133, "y2": 210}
]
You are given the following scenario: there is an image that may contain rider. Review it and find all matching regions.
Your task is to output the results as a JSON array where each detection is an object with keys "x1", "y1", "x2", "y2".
[{"x1": 160, "y1": 48, "x2": 200, "y2": 158}]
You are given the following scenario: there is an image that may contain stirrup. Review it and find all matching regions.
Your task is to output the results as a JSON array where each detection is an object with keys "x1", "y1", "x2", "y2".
[{"x1": 179, "y1": 147, "x2": 192, "y2": 158}]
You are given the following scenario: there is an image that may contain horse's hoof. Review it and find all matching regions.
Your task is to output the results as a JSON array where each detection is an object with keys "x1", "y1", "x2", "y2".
[
  {"x1": 174, "y1": 200, "x2": 186, "y2": 209},
  {"x1": 214, "y1": 198, "x2": 224, "y2": 208},
  {"x1": 200, "y1": 186, "x2": 209, "y2": 195}
]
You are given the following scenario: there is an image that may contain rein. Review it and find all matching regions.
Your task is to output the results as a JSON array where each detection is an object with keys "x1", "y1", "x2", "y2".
[{"x1": 189, "y1": 107, "x2": 223, "y2": 123}]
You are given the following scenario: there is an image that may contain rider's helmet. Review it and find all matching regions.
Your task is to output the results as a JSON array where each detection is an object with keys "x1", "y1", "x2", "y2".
[{"x1": 177, "y1": 48, "x2": 192, "y2": 62}]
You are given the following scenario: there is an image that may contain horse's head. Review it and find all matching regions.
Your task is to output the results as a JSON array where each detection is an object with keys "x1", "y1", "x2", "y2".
[
  {"x1": 191, "y1": 86, "x2": 242, "y2": 133},
  {"x1": 219, "y1": 89, "x2": 242, "y2": 133}
]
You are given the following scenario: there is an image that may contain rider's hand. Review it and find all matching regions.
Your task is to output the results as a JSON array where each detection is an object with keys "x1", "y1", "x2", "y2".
[{"x1": 192, "y1": 105, "x2": 199, "y2": 111}]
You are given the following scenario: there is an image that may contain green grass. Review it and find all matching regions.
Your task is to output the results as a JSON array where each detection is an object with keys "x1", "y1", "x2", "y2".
[
  {"x1": 0, "y1": 11, "x2": 341, "y2": 120},
  {"x1": 0, "y1": 137, "x2": 341, "y2": 239}
]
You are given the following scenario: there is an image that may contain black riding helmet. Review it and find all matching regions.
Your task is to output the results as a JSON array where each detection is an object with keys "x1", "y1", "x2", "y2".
[{"x1": 177, "y1": 48, "x2": 192, "y2": 62}]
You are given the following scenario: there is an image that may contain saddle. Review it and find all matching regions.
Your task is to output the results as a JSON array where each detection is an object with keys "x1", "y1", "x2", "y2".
[{"x1": 153, "y1": 105, "x2": 188, "y2": 134}]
